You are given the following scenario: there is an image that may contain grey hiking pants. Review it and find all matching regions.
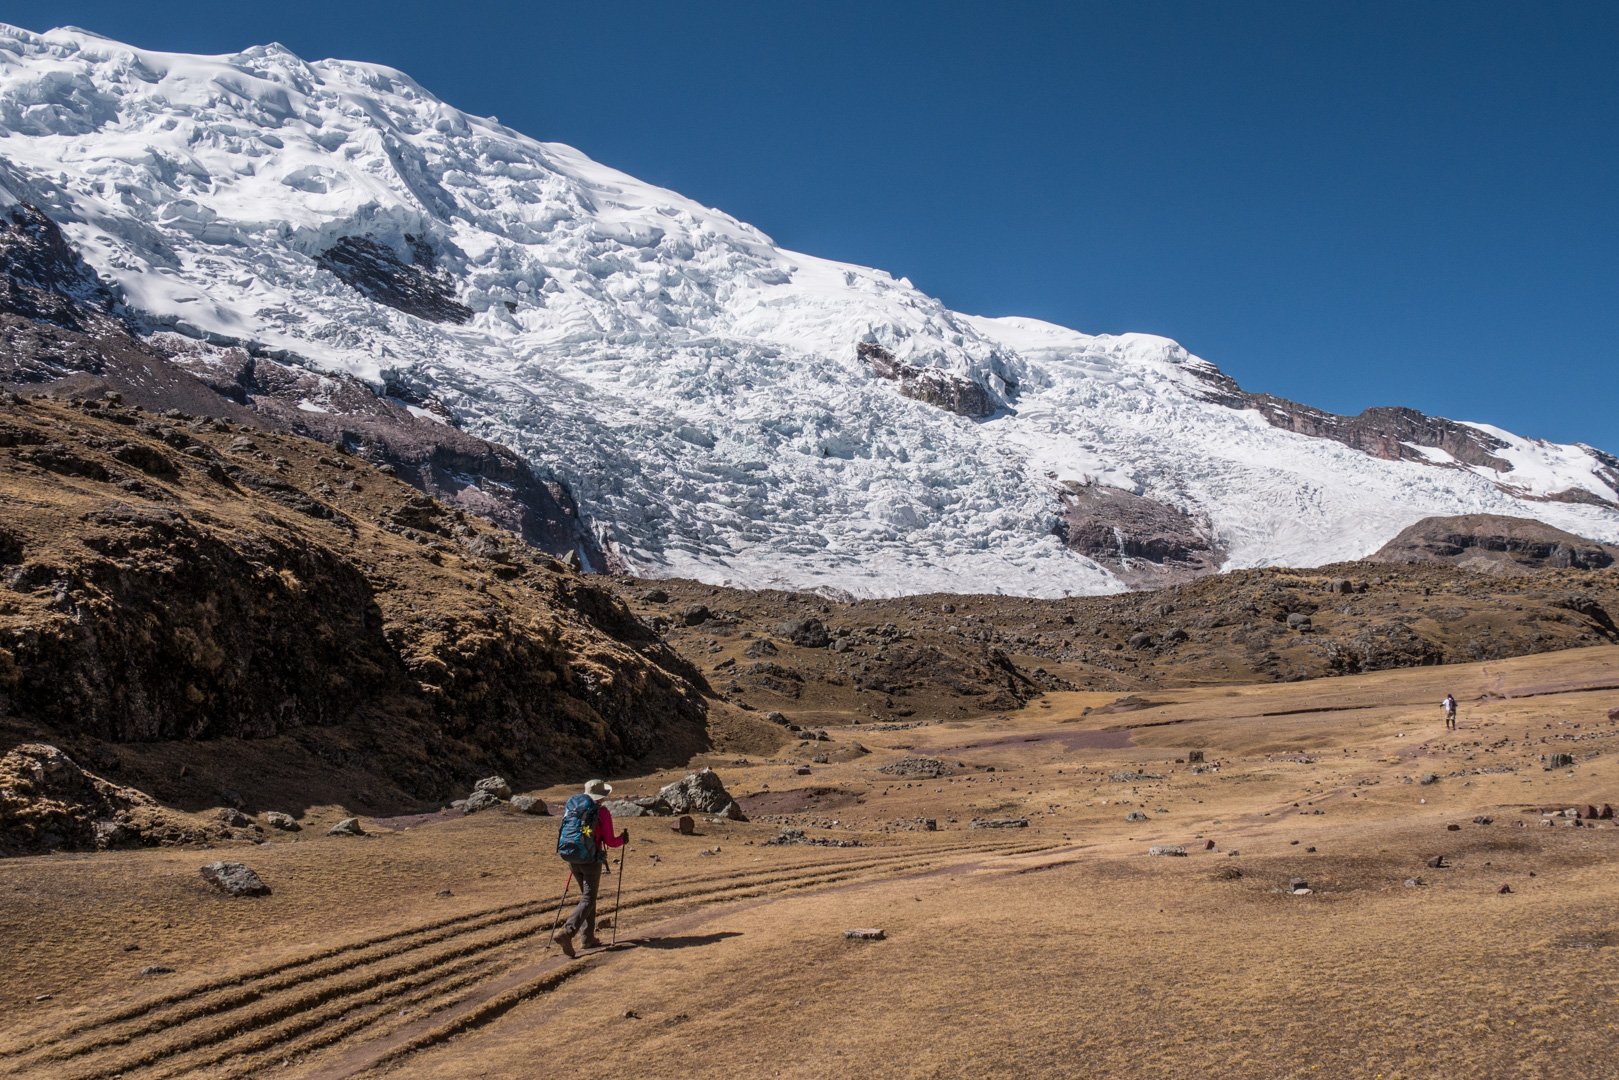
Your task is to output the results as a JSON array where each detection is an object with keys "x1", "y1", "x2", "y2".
[{"x1": 562, "y1": 860, "x2": 603, "y2": 937}]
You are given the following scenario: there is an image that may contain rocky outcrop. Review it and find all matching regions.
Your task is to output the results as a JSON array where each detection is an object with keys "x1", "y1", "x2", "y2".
[
  {"x1": 857, "y1": 342, "x2": 996, "y2": 419},
  {"x1": 1054, "y1": 483, "x2": 1225, "y2": 585},
  {"x1": 0, "y1": 744, "x2": 220, "y2": 856},
  {"x1": 1364, "y1": 515, "x2": 1617, "y2": 574},
  {"x1": 656, "y1": 768, "x2": 743, "y2": 819},
  {"x1": 315, "y1": 234, "x2": 472, "y2": 324}
]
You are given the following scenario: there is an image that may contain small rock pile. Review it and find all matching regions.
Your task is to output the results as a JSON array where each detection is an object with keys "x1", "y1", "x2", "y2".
[
  {"x1": 878, "y1": 757, "x2": 953, "y2": 779},
  {"x1": 969, "y1": 817, "x2": 1029, "y2": 829},
  {"x1": 764, "y1": 827, "x2": 863, "y2": 848},
  {"x1": 1110, "y1": 770, "x2": 1166, "y2": 783},
  {"x1": 449, "y1": 776, "x2": 548, "y2": 816}
]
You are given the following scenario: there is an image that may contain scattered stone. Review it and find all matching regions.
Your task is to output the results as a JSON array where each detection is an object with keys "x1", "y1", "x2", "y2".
[
  {"x1": 1288, "y1": 877, "x2": 1308, "y2": 891},
  {"x1": 1472, "y1": 815, "x2": 1494, "y2": 825},
  {"x1": 1305, "y1": 846, "x2": 1317, "y2": 853},
  {"x1": 509, "y1": 795, "x2": 549, "y2": 815},
  {"x1": 969, "y1": 818, "x2": 1029, "y2": 829},
  {"x1": 680, "y1": 604, "x2": 712, "y2": 626},
  {"x1": 327, "y1": 817, "x2": 365, "y2": 836},
  {"x1": 843, "y1": 928, "x2": 886, "y2": 940},
  {"x1": 217, "y1": 808, "x2": 251, "y2": 827},
  {"x1": 716, "y1": 801, "x2": 746, "y2": 822},
  {"x1": 1546, "y1": 753, "x2": 1575, "y2": 769},
  {"x1": 1227, "y1": 850, "x2": 1240, "y2": 857},
  {"x1": 140, "y1": 966, "x2": 175, "y2": 975},
  {"x1": 1148, "y1": 845, "x2": 1186, "y2": 857},
  {"x1": 657, "y1": 768, "x2": 740, "y2": 815},
  {"x1": 474, "y1": 776, "x2": 512, "y2": 799},
  {"x1": 1186, "y1": 750, "x2": 1205, "y2": 764},
  {"x1": 766, "y1": 827, "x2": 862, "y2": 848},
  {"x1": 1127, "y1": 632, "x2": 1155, "y2": 649},
  {"x1": 1203, "y1": 839, "x2": 1216, "y2": 850},
  {"x1": 1404, "y1": 877, "x2": 1425, "y2": 887},
  {"x1": 1601, "y1": 804, "x2": 1614, "y2": 820},
  {"x1": 1286, "y1": 613, "x2": 1312, "y2": 631},
  {"x1": 1498, "y1": 884, "x2": 1513, "y2": 894},
  {"x1": 764, "y1": 710, "x2": 789, "y2": 725},
  {"x1": 879, "y1": 757, "x2": 952, "y2": 780},
  {"x1": 458, "y1": 790, "x2": 503, "y2": 814},
  {"x1": 1581, "y1": 804, "x2": 1600, "y2": 820},
  {"x1": 1292, "y1": 888, "x2": 1313, "y2": 895},
  {"x1": 671, "y1": 815, "x2": 695, "y2": 835},
  {"x1": 793, "y1": 766, "x2": 811, "y2": 776},
  {"x1": 1426, "y1": 855, "x2": 1448, "y2": 868},
  {"x1": 811, "y1": 753, "x2": 829, "y2": 764},
  {"x1": 265, "y1": 812, "x2": 300, "y2": 831},
  {"x1": 435, "y1": 889, "x2": 453, "y2": 897},
  {"x1": 1126, "y1": 810, "x2": 1149, "y2": 822},
  {"x1": 200, "y1": 861, "x2": 271, "y2": 897},
  {"x1": 777, "y1": 617, "x2": 830, "y2": 648},
  {"x1": 1110, "y1": 770, "x2": 1166, "y2": 783},
  {"x1": 1446, "y1": 823, "x2": 1461, "y2": 831},
  {"x1": 744, "y1": 639, "x2": 780, "y2": 659},
  {"x1": 639, "y1": 588, "x2": 669, "y2": 603},
  {"x1": 1420, "y1": 773, "x2": 1439, "y2": 785}
]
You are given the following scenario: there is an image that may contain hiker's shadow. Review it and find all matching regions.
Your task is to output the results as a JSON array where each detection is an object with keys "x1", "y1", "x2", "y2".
[{"x1": 636, "y1": 932, "x2": 742, "y2": 950}]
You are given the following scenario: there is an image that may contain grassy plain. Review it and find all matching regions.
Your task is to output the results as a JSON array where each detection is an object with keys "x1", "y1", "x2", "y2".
[{"x1": 2, "y1": 646, "x2": 1616, "y2": 1080}]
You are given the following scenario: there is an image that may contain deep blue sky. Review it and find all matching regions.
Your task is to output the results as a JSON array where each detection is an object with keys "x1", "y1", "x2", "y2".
[{"x1": 10, "y1": 2, "x2": 1618, "y2": 449}]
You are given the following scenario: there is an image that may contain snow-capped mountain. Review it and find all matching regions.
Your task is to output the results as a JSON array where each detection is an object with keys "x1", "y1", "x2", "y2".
[{"x1": 2, "y1": 23, "x2": 1615, "y2": 596}]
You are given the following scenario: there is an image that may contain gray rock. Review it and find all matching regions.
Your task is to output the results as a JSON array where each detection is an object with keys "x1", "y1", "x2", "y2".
[
  {"x1": 1126, "y1": 810, "x2": 1149, "y2": 821},
  {"x1": 745, "y1": 639, "x2": 780, "y2": 659},
  {"x1": 656, "y1": 767, "x2": 738, "y2": 815},
  {"x1": 1111, "y1": 770, "x2": 1166, "y2": 783},
  {"x1": 1547, "y1": 753, "x2": 1575, "y2": 769},
  {"x1": 473, "y1": 775, "x2": 512, "y2": 799},
  {"x1": 509, "y1": 795, "x2": 549, "y2": 815},
  {"x1": 264, "y1": 812, "x2": 300, "y2": 831},
  {"x1": 217, "y1": 808, "x2": 252, "y2": 827},
  {"x1": 1420, "y1": 773, "x2": 1439, "y2": 785},
  {"x1": 327, "y1": 817, "x2": 365, "y2": 836},
  {"x1": 460, "y1": 790, "x2": 503, "y2": 813},
  {"x1": 141, "y1": 965, "x2": 175, "y2": 975},
  {"x1": 715, "y1": 800, "x2": 747, "y2": 821},
  {"x1": 765, "y1": 710, "x2": 789, "y2": 726},
  {"x1": 1148, "y1": 845, "x2": 1187, "y2": 856},
  {"x1": 1286, "y1": 613, "x2": 1312, "y2": 631},
  {"x1": 1162, "y1": 627, "x2": 1189, "y2": 643},
  {"x1": 640, "y1": 588, "x2": 669, "y2": 603},
  {"x1": 1127, "y1": 632, "x2": 1155, "y2": 649},
  {"x1": 777, "y1": 618, "x2": 830, "y2": 648},
  {"x1": 200, "y1": 861, "x2": 271, "y2": 897},
  {"x1": 680, "y1": 603, "x2": 712, "y2": 626},
  {"x1": 603, "y1": 798, "x2": 651, "y2": 818},
  {"x1": 1288, "y1": 877, "x2": 1308, "y2": 891}
]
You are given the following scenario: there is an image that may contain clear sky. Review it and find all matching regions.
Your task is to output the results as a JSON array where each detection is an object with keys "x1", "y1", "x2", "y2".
[{"x1": 8, "y1": 2, "x2": 1618, "y2": 451}]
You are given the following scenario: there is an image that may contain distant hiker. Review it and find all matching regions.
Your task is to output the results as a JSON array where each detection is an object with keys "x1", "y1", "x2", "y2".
[
  {"x1": 1442, "y1": 694, "x2": 1457, "y2": 730},
  {"x1": 552, "y1": 779, "x2": 627, "y2": 957}
]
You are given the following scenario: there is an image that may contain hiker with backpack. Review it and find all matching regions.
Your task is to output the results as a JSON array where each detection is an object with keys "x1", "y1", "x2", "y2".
[
  {"x1": 552, "y1": 778, "x2": 627, "y2": 957},
  {"x1": 1442, "y1": 693, "x2": 1458, "y2": 731}
]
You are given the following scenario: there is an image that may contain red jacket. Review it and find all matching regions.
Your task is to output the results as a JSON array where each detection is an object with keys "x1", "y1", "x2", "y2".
[{"x1": 595, "y1": 804, "x2": 627, "y2": 853}]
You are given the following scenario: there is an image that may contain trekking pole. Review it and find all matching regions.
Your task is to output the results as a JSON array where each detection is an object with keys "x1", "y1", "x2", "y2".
[
  {"x1": 612, "y1": 845, "x2": 625, "y2": 946},
  {"x1": 545, "y1": 870, "x2": 573, "y2": 953}
]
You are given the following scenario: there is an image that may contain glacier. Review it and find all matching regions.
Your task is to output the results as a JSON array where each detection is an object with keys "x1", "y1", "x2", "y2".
[{"x1": 1, "y1": 23, "x2": 1615, "y2": 597}]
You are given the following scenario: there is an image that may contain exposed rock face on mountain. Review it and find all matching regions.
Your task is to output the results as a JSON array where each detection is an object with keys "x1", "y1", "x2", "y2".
[
  {"x1": 1054, "y1": 483, "x2": 1224, "y2": 586},
  {"x1": 0, "y1": 202, "x2": 602, "y2": 565},
  {"x1": 0, "y1": 24, "x2": 1615, "y2": 596},
  {"x1": 0, "y1": 395, "x2": 709, "y2": 810},
  {"x1": 1365, "y1": 515, "x2": 1618, "y2": 575}
]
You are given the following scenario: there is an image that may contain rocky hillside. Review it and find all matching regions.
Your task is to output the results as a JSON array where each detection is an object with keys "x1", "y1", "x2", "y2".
[
  {"x1": 0, "y1": 394, "x2": 726, "y2": 818},
  {"x1": 1365, "y1": 514, "x2": 1619, "y2": 575}
]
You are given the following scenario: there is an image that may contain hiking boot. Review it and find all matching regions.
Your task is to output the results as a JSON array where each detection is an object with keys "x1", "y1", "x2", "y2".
[
  {"x1": 552, "y1": 929, "x2": 576, "y2": 958},
  {"x1": 581, "y1": 935, "x2": 603, "y2": 949}
]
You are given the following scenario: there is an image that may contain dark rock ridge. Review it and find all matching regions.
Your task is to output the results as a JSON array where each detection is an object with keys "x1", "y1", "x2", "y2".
[
  {"x1": 1365, "y1": 515, "x2": 1618, "y2": 574},
  {"x1": 1190, "y1": 364, "x2": 1619, "y2": 505},
  {"x1": 1054, "y1": 482, "x2": 1225, "y2": 586},
  {"x1": 856, "y1": 342, "x2": 996, "y2": 419},
  {"x1": 0, "y1": 202, "x2": 600, "y2": 565},
  {"x1": 314, "y1": 234, "x2": 472, "y2": 324}
]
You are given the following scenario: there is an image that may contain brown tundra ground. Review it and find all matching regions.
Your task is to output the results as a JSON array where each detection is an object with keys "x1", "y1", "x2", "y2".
[{"x1": 3, "y1": 645, "x2": 1617, "y2": 1080}]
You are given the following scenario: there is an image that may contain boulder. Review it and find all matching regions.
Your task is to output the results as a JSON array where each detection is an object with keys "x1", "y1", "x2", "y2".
[
  {"x1": 474, "y1": 776, "x2": 512, "y2": 799},
  {"x1": 745, "y1": 639, "x2": 780, "y2": 659},
  {"x1": 765, "y1": 711, "x2": 790, "y2": 726},
  {"x1": 1127, "y1": 632, "x2": 1154, "y2": 649},
  {"x1": 671, "y1": 815, "x2": 696, "y2": 835},
  {"x1": 509, "y1": 795, "x2": 548, "y2": 815},
  {"x1": 459, "y1": 790, "x2": 503, "y2": 814},
  {"x1": 1547, "y1": 753, "x2": 1575, "y2": 769},
  {"x1": 1126, "y1": 810, "x2": 1149, "y2": 822},
  {"x1": 1162, "y1": 627, "x2": 1189, "y2": 644},
  {"x1": 1186, "y1": 750, "x2": 1205, "y2": 764},
  {"x1": 1600, "y1": 804, "x2": 1614, "y2": 820},
  {"x1": 200, "y1": 861, "x2": 271, "y2": 897},
  {"x1": 639, "y1": 588, "x2": 669, "y2": 603},
  {"x1": 656, "y1": 768, "x2": 738, "y2": 815},
  {"x1": 603, "y1": 798, "x2": 652, "y2": 819},
  {"x1": 777, "y1": 618, "x2": 830, "y2": 649},
  {"x1": 217, "y1": 808, "x2": 252, "y2": 827},
  {"x1": 1286, "y1": 613, "x2": 1312, "y2": 631},
  {"x1": 715, "y1": 801, "x2": 747, "y2": 822},
  {"x1": 265, "y1": 812, "x2": 300, "y2": 831},
  {"x1": 327, "y1": 817, "x2": 365, "y2": 836},
  {"x1": 1420, "y1": 773, "x2": 1439, "y2": 785},
  {"x1": 1426, "y1": 855, "x2": 1447, "y2": 868},
  {"x1": 1203, "y1": 839, "x2": 1216, "y2": 850},
  {"x1": 1582, "y1": 804, "x2": 1600, "y2": 820},
  {"x1": 1148, "y1": 845, "x2": 1186, "y2": 857},
  {"x1": 680, "y1": 604, "x2": 712, "y2": 626}
]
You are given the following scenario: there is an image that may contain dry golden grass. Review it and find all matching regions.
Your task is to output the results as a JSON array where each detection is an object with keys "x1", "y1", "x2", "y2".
[{"x1": 2, "y1": 646, "x2": 1616, "y2": 1079}]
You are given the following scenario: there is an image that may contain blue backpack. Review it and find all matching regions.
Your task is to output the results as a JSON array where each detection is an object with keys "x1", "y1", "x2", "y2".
[{"x1": 556, "y1": 794, "x2": 602, "y2": 864}]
